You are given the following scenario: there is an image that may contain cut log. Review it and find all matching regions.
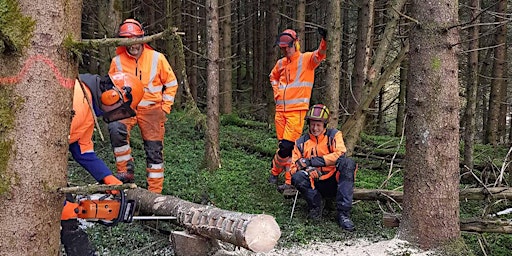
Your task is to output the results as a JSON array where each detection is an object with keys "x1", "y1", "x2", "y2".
[
  {"x1": 353, "y1": 187, "x2": 512, "y2": 202},
  {"x1": 126, "y1": 188, "x2": 280, "y2": 253}
]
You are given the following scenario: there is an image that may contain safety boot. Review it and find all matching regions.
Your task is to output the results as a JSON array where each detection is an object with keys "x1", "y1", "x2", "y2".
[
  {"x1": 116, "y1": 171, "x2": 135, "y2": 183},
  {"x1": 268, "y1": 174, "x2": 278, "y2": 184},
  {"x1": 337, "y1": 211, "x2": 355, "y2": 232},
  {"x1": 308, "y1": 206, "x2": 323, "y2": 221},
  {"x1": 277, "y1": 184, "x2": 298, "y2": 198}
]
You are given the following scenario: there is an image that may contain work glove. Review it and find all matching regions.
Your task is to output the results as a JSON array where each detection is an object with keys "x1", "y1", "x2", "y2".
[
  {"x1": 306, "y1": 167, "x2": 323, "y2": 181},
  {"x1": 318, "y1": 27, "x2": 327, "y2": 40},
  {"x1": 103, "y1": 175, "x2": 123, "y2": 195},
  {"x1": 296, "y1": 158, "x2": 312, "y2": 170}
]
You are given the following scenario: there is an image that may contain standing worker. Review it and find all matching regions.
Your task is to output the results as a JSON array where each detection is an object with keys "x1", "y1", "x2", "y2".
[
  {"x1": 268, "y1": 27, "x2": 328, "y2": 196},
  {"x1": 290, "y1": 104, "x2": 357, "y2": 231},
  {"x1": 62, "y1": 73, "x2": 143, "y2": 255},
  {"x1": 108, "y1": 18, "x2": 179, "y2": 194}
]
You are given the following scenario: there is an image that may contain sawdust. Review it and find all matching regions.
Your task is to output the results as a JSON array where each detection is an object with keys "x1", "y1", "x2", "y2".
[{"x1": 232, "y1": 238, "x2": 433, "y2": 256}]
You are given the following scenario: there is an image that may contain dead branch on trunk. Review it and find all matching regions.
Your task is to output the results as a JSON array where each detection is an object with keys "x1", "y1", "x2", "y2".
[{"x1": 126, "y1": 188, "x2": 280, "y2": 253}]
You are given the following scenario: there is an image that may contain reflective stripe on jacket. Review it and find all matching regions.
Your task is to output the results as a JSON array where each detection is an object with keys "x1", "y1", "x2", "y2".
[
  {"x1": 69, "y1": 80, "x2": 94, "y2": 154},
  {"x1": 270, "y1": 39, "x2": 327, "y2": 112},
  {"x1": 290, "y1": 128, "x2": 346, "y2": 179},
  {"x1": 110, "y1": 44, "x2": 178, "y2": 113}
]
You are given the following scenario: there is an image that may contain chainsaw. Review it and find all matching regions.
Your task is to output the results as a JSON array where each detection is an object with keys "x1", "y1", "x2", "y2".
[{"x1": 75, "y1": 190, "x2": 176, "y2": 226}]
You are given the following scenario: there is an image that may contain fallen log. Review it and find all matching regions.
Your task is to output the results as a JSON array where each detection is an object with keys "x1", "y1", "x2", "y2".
[
  {"x1": 353, "y1": 187, "x2": 512, "y2": 202},
  {"x1": 126, "y1": 188, "x2": 280, "y2": 253},
  {"x1": 353, "y1": 188, "x2": 404, "y2": 202},
  {"x1": 383, "y1": 214, "x2": 512, "y2": 234}
]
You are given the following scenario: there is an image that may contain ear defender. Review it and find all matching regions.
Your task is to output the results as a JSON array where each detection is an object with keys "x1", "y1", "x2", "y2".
[{"x1": 295, "y1": 41, "x2": 300, "y2": 51}]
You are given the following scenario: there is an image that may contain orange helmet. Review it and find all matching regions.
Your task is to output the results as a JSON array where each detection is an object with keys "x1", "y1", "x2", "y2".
[
  {"x1": 305, "y1": 104, "x2": 330, "y2": 124},
  {"x1": 118, "y1": 19, "x2": 144, "y2": 38},
  {"x1": 276, "y1": 29, "x2": 298, "y2": 48},
  {"x1": 100, "y1": 72, "x2": 144, "y2": 122}
]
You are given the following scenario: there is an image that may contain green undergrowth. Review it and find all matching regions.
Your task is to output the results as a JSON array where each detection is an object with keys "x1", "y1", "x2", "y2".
[{"x1": 67, "y1": 110, "x2": 512, "y2": 256}]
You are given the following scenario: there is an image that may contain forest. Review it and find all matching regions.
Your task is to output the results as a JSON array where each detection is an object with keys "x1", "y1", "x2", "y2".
[{"x1": 1, "y1": 0, "x2": 512, "y2": 255}]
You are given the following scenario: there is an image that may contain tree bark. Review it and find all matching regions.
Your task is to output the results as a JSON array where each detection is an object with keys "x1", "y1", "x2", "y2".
[
  {"x1": 401, "y1": 0, "x2": 460, "y2": 249},
  {"x1": 485, "y1": 0, "x2": 507, "y2": 145},
  {"x1": 325, "y1": 0, "x2": 342, "y2": 128},
  {"x1": 0, "y1": 0, "x2": 82, "y2": 254},
  {"x1": 220, "y1": 0, "x2": 233, "y2": 114},
  {"x1": 463, "y1": 0, "x2": 480, "y2": 169},
  {"x1": 205, "y1": 0, "x2": 221, "y2": 170},
  {"x1": 126, "y1": 188, "x2": 281, "y2": 253}
]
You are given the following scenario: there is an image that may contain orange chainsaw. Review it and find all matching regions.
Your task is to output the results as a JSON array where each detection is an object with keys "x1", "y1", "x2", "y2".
[{"x1": 75, "y1": 190, "x2": 177, "y2": 226}]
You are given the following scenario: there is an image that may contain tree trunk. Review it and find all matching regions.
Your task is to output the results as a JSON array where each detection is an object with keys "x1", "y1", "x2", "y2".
[
  {"x1": 485, "y1": 0, "x2": 507, "y2": 145},
  {"x1": 400, "y1": 0, "x2": 460, "y2": 249},
  {"x1": 395, "y1": 57, "x2": 407, "y2": 137},
  {"x1": 0, "y1": 0, "x2": 81, "y2": 254},
  {"x1": 185, "y1": 0, "x2": 199, "y2": 101},
  {"x1": 265, "y1": 0, "x2": 279, "y2": 124},
  {"x1": 325, "y1": 0, "x2": 342, "y2": 128},
  {"x1": 342, "y1": 0, "x2": 407, "y2": 154},
  {"x1": 126, "y1": 188, "x2": 281, "y2": 253},
  {"x1": 349, "y1": 0, "x2": 373, "y2": 115},
  {"x1": 220, "y1": 0, "x2": 233, "y2": 114},
  {"x1": 463, "y1": 0, "x2": 480, "y2": 170},
  {"x1": 205, "y1": 0, "x2": 221, "y2": 170},
  {"x1": 296, "y1": 0, "x2": 306, "y2": 47}
]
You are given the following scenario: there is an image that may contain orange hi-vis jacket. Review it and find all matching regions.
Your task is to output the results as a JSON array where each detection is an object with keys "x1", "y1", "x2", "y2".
[
  {"x1": 110, "y1": 44, "x2": 178, "y2": 114},
  {"x1": 270, "y1": 39, "x2": 327, "y2": 112},
  {"x1": 69, "y1": 80, "x2": 95, "y2": 154},
  {"x1": 290, "y1": 128, "x2": 346, "y2": 181}
]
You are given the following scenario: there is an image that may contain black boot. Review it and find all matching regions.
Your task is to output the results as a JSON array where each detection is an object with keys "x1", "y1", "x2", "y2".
[
  {"x1": 61, "y1": 219, "x2": 97, "y2": 256},
  {"x1": 337, "y1": 211, "x2": 355, "y2": 231},
  {"x1": 116, "y1": 171, "x2": 135, "y2": 183}
]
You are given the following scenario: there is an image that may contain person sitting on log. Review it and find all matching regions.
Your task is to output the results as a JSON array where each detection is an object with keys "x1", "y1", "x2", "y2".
[{"x1": 290, "y1": 104, "x2": 358, "y2": 231}]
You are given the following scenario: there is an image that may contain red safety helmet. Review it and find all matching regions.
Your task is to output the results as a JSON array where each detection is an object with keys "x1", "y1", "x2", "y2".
[
  {"x1": 100, "y1": 72, "x2": 144, "y2": 122},
  {"x1": 276, "y1": 29, "x2": 298, "y2": 48},
  {"x1": 118, "y1": 19, "x2": 144, "y2": 38},
  {"x1": 305, "y1": 104, "x2": 330, "y2": 124}
]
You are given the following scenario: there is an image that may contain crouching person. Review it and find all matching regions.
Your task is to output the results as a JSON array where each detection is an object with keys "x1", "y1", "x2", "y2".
[{"x1": 290, "y1": 104, "x2": 357, "y2": 231}]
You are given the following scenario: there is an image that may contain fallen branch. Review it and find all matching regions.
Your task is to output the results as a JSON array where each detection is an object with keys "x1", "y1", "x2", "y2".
[
  {"x1": 383, "y1": 214, "x2": 512, "y2": 234},
  {"x1": 353, "y1": 187, "x2": 512, "y2": 202},
  {"x1": 58, "y1": 183, "x2": 137, "y2": 194}
]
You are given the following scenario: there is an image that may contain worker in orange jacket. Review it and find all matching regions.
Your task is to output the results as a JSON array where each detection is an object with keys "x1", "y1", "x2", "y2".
[
  {"x1": 290, "y1": 104, "x2": 357, "y2": 231},
  {"x1": 268, "y1": 27, "x2": 328, "y2": 196},
  {"x1": 62, "y1": 74, "x2": 128, "y2": 256},
  {"x1": 108, "y1": 18, "x2": 178, "y2": 194}
]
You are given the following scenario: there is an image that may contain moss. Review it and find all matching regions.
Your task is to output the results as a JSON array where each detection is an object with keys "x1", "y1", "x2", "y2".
[
  {"x1": 0, "y1": 86, "x2": 19, "y2": 195},
  {"x1": 431, "y1": 56, "x2": 441, "y2": 71},
  {"x1": 0, "y1": 0, "x2": 36, "y2": 53},
  {"x1": 434, "y1": 238, "x2": 475, "y2": 256}
]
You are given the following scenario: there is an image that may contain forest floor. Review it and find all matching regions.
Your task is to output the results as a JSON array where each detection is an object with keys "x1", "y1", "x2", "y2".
[{"x1": 72, "y1": 112, "x2": 510, "y2": 255}]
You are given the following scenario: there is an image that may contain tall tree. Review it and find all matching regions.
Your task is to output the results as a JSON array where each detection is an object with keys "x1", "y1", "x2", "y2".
[
  {"x1": 463, "y1": 0, "x2": 480, "y2": 169},
  {"x1": 325, "y1": 0, "x2": 342, "y2": 128},
  {"x1": 220, "y1": 0, "x2": 233, "y2": 114},
  {"x1": 485, "y1": 0, "x2": 507, "y2": 145},
  {"x1": 0, "y1": 0, "x2": 82, "y2": 254},
  {"x1": 400, "y1": 0, "x2": 460, "y2": 249},
  {"x1": 205, "y1": 0, "x2": 221, "y2": 170}
]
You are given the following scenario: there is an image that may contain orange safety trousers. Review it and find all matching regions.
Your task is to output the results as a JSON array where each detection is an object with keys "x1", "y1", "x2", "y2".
[
  {"x1": 109, "y1": 104, "x2": 166, "y2": 193},
  {"x1": 271, "y1": 110, "x2": 306, "y2": 184}
]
